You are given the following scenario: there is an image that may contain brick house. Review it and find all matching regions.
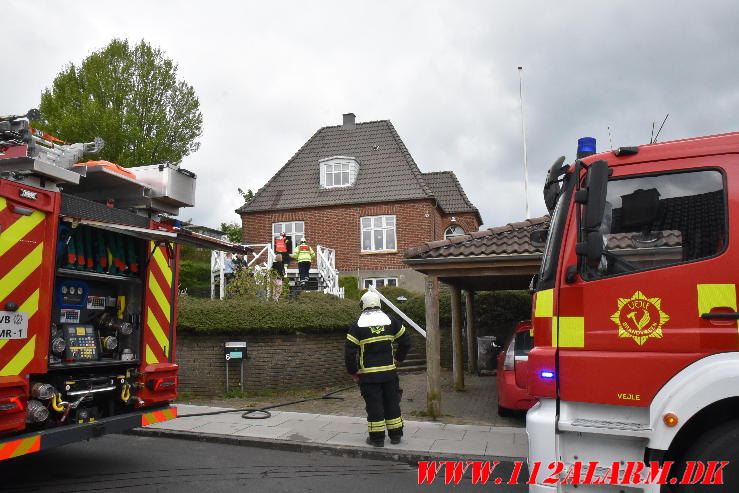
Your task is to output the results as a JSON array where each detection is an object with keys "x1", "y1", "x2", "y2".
[{"x1": 236, "y1": 113, "x2": 481, "y2": 292}]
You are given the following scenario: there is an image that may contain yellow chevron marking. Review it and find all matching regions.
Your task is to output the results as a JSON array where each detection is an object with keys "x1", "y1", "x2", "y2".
[
  {"x1": 10, "y1": 436, "x2": 40, "y2": 458},
  {"x1": 0, "y1": 289, "x2": 41, "y2": 351},
  {"x1": 18, "y1": 288, "x2": 40, "y2": 319},
  {"x1": 0, "y1": 197, "x2": 5, "y2": 212},
  {"x1": 0, "y1": 335, "x2": 36, "y2": 376},
  {"x1": 0, "y1": 209, "x2": 45, "y2": 258},
  {"x1": 152, "y1": 247, "x2": 172, "y2": 287},
  {"x1": 0, "y1": 243, "x2": 43, "y2": 302},
  {"x1": 148, "y1": 273, "x2": 171, "y2": 323},
  {"x1": 146, "y1": 307, "x2": 170, "y2": 357},
  {"x1": 163, "y1": 409, "x2": 176, "y2": 420},
  {"x1": 145, "y1": 344, "x2": 159, "y2": 364}
]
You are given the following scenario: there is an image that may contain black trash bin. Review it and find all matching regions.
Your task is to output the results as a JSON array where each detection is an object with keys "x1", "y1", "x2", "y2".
[{"x1": 477, "y1": 336, "x2": 499, "y2": 375}]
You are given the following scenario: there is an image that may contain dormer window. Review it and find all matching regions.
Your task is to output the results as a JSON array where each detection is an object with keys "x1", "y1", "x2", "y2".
[{"x1": 320, "y1": 156, "x2": 358, "y2": 188}]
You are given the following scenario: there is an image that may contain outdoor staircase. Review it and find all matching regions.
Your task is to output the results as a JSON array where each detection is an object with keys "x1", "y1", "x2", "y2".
[
  {"x1": 397, "y1": 349, "x2": 427, "y2": 373},
  {"x1": 285, "y1": 268, "x2": 324, "y2": 296}
]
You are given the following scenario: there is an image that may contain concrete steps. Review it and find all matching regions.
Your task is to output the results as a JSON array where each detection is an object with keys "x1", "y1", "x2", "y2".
[{"x1": 397, "y1": 350, "x2": 426, "y2": 373}]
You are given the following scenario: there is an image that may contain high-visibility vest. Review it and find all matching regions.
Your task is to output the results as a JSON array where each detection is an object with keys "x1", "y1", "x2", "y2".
[
  {"x1": 275, "y1": 237, "x2": 287, "y2": 252},
  {"x1": 296, "y1": 244, "x2": 314, "y2": 262}
]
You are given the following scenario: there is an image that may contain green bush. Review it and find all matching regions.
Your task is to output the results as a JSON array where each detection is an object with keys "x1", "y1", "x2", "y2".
[
  {"x1": 225, "y1": 267, "x2": 287, "y2": 301},
  {"x1": 339, "y1": 276, "x2": 361, "y2": 300},
  {"x1": 177, "y1": 291, "x2": 360, "y2": 334},
  {"x1": 178, "y1": 245, "x2": 211, "y2": 289}
]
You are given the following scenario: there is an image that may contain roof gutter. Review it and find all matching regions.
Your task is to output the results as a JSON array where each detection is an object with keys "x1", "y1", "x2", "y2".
[{"x1": 403, "y1": 253, "x2": 542, "y2": 265}]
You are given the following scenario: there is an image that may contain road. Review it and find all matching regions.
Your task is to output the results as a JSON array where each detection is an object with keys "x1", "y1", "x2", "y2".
[{"x1": 0, "y1": 434, "x2": 528, "y2": 492}]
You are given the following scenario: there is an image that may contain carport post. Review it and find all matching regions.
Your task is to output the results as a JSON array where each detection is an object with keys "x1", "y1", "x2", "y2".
[
  {"x1": 450, "y1": 284, "x2": 464, "y2": 390},
  {"x1": 425, "y1": 276, "x2": 441, "y2": 418},
  {"x1": 464, "y1": 290, "x2": 478, "y2": 374}
]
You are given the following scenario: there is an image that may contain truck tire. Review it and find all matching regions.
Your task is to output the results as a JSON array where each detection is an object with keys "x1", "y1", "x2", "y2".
[{"x1": 674, "y1": 419, "x2": 739, "y2": 492}]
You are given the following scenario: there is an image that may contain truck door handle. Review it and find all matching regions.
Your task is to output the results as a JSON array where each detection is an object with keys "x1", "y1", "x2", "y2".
[{"x1": 701, "y1": 312, "x2": 739, "y2": 319}]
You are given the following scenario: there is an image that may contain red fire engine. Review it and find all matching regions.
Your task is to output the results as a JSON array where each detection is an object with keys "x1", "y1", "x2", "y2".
[
  {"x1": 0, "y1": 109, "x2": 246, "y2": 460},
  {"x1": 527, "y1": 131, "x2": 739, "y2": 491}
]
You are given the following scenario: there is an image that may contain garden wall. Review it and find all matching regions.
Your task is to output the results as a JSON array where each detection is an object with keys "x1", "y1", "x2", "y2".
[{"x1": 177, "y1": 332, "x2": 350, "y2": 396}]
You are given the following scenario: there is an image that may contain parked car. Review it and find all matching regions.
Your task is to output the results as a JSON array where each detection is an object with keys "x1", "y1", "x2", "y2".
[{"x1": 496, "y1": 320, "x2": 537, "y2": 416}]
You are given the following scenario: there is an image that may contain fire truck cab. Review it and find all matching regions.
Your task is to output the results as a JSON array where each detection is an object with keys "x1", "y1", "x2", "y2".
[
  {"x1": 527, "y1": 132, "x2": 739, "y2": 491},
  {"x1": 0, "y1": 109, "x2": 246, "y2": 460}
]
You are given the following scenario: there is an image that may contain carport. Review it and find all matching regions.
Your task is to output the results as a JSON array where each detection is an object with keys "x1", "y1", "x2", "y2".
[{"x1": 403, "y1": 216, "x2": 549, "y2": 418}]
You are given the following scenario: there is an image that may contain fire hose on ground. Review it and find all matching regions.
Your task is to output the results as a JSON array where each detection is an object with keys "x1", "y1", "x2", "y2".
[{"x1": 177, "y1": 386, "x2": 356, "y2": 420}]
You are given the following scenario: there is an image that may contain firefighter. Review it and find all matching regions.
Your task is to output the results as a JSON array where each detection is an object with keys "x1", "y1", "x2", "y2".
[
  {"x1": 295, "y1": 238, "x2": 314, "y2": 285},
  {"x1": 345, "y1": 291, "x2": 411, "y2": 447}
]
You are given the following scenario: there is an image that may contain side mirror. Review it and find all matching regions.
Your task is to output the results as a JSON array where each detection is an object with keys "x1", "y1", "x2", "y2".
[
  {"x1": 575, "y1": 160, "x2": 609, "y2": 264},
  {"x1": 544, "y1": 156, "x2": 568, "y2": 213},
  {"x1": 581, "y1": 160, "x2": 609, "y2": 232},
  {"x1": 576, "y1": 231, "x2": 604, "y2": 264}
]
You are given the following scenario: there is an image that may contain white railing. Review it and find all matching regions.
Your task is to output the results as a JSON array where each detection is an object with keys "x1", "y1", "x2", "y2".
[
  {"x1": 210, "y1": 249, "x2": 226, "y2": 299},
  {"x1": 369, "y1": 285, "x2": 426, "y2": 338},
  {"x1": 316, "y1": 244, "x2": 344, "y2": 298},
  {"x1": 211, "y1": 243, "x2": 275, "y2": 299}
]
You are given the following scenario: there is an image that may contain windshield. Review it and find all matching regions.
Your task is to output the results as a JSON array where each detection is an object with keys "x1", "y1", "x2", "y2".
[{"x1": 537, "y1": 173, "x2": 573, "y2": 290}]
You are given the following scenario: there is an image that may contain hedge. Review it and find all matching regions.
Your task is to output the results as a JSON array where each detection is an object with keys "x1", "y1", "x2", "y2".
[{"x1": 177, "y1": 291, "x2": 360, "y2": 334}]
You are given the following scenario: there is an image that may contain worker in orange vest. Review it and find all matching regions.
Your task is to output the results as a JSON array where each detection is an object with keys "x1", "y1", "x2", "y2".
[{"x1": 274, "y1": 232, "x2": 292, "y2": 270}]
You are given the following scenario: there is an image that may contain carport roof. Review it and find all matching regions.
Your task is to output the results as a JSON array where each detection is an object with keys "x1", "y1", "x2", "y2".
[{"x1": 403, "y1": 216, "x2": 550, "y2": 291}]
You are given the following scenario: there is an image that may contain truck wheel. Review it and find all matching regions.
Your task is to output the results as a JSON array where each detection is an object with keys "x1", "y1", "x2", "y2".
[{"x1": 674, "y1": 419, "x2": 739, "y2": 492}]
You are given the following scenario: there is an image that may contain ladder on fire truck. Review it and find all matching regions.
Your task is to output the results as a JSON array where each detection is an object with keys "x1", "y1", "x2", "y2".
[{"x1": 210, "y1": 243, "x2": 344, "y2": 299}]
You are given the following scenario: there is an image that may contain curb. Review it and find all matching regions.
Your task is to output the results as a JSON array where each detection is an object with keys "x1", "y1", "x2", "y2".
[{"x1": 128, "y1": 427, "x2": 526, "y2": 465}]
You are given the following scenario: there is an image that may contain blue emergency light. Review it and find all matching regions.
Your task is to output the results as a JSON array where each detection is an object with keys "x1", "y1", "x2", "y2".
[
  {"x1": 540, "y1": 371, "x2": 555, "y2": 379},
  {"x1": 577, "y1": 137, "x2": 597, "y2": 158}
]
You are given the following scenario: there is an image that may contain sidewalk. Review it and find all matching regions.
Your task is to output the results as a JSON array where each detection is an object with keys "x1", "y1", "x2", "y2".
[{"x1": 133, "y1": 404, "x2": 528, "y2": 463}]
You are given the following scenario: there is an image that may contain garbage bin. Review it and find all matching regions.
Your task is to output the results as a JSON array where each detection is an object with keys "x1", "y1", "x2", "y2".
[{"x1": 477, "y1": 336, "x2": 499, "y2": 375}]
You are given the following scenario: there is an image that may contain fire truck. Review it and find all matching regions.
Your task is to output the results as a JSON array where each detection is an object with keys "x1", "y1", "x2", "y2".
[
  {"x1": 0, "y1": 109, "x2": 246, "y2": 460},
  {"x1": 527, "y1": 131, "x2": 739, "y2": 491}
]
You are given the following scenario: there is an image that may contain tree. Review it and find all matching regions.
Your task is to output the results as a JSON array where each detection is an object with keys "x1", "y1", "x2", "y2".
[
  {"x1": 35, "y1": 39, "x2": 202, "y2": 167},
  {"x1": 220, "y1": 222, "x2": 243, "y2": 243}
]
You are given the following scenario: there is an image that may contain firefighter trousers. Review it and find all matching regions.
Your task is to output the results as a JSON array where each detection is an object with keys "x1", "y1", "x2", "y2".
[{"x1": 359, "y1": 376, "x2": 403, "y2": 441}]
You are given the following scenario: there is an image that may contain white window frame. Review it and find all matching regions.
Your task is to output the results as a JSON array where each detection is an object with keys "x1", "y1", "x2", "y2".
[
  {"x1": 363, "y1": 277, "x2": 398, "y2": 289},
  {"x1": 320, "y1": 156, "x2": 359, "y2": 189},
  {"x1": 444, "y1": 224, "x2": 465, "y2": 239},
  {"x1": 272, "y1": 221, "x2": 304, "y2": 252},
  {"x1": 360, "y1": 214, "x2": 397, "y2": 252}
]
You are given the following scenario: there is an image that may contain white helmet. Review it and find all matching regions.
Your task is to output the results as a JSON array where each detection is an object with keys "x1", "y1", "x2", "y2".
[{"x1": 360, "y1": 291, "x2": 381, "y2": 310}]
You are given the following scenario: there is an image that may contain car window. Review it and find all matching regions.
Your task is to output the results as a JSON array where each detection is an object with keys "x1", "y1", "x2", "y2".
[{"x1": 514, "y1": 330, "x2": 533, "y2": 357}]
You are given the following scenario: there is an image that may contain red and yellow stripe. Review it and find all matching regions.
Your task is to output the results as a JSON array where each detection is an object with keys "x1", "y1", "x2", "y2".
[
  {"x1": 143, "y1": 244, "x2": 174, "y2": 364},
  {"x1": 0, "y1": 196, "x2": 49, "y2": 376},
  {"x1": 141, "y1": 407, "x2": 177, "y2": 426},
  {"x1": 0, "y1": 435, "x2": 41, "y2": 460}
]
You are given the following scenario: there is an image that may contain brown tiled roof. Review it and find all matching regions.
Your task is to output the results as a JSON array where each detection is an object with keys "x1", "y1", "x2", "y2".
[
  {"x1": 236, "y1": 120, "x2": 432, "y2": 213},
  {"x1": 405, "y1": 216, "x2": 550, "y2": 259},
  {"x1": 421, "y1": 171, "x2": 482, "y2": 223},
  {"x1": 236, "y1": 119, "x2": 478, "y2": 215}
]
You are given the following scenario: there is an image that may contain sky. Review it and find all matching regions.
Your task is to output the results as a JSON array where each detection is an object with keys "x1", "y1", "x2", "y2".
[{"x1": 4, "y1": 1, "x2": 738, "y2": 231}]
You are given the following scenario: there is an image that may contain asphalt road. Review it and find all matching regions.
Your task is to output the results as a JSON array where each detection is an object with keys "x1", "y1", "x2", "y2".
[{"x1": 1, "y1": 434, "x2": 528, "y2": 492}]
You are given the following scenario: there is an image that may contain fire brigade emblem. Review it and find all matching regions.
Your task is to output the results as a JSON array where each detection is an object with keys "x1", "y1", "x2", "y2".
[
  {"x1": 610, "y1": 291, "x2": 669, "y2": 345},
  {"x1": 370, "y1": 326, "x2": 385, "y2": 335}
]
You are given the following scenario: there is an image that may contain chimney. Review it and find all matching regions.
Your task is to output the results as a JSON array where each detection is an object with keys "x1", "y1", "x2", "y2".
[{"x1": 342, "y1": 113, "x2": 356, "y2": 130}]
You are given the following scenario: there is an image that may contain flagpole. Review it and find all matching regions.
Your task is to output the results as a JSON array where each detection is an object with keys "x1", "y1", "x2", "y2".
[{"x1": 518, "y1": 66, "x2": 530, "y2": 219}]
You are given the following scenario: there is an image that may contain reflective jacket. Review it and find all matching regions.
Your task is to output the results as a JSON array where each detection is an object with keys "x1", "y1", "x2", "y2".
[
  {"x1": 275, "y1": 237, "x2": 288, "y2": 252},
  {"x1": 345, "y1": 311, "x2": 411, "y2": 383},
  {"x1": 296, "y1": 244, "x2": 314, "y2": 262}
]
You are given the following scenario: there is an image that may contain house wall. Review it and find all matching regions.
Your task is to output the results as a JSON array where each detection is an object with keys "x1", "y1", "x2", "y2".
[
  {"x1": 437, "y1": 211, "x2": 480, "y2": 237},
  {"x1": 241, "y1": 199, "x2": 440, "y2": 272}
]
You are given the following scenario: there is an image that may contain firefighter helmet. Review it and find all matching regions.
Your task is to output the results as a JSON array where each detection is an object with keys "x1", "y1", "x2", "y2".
[{"x1": 360, "y1": 291, "x2": 381, "y2": 310}]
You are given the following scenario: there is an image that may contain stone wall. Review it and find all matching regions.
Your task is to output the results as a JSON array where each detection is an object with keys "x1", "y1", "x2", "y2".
[{"x1": 177, "y1": 332, "x2": 350, "y2": 396}]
